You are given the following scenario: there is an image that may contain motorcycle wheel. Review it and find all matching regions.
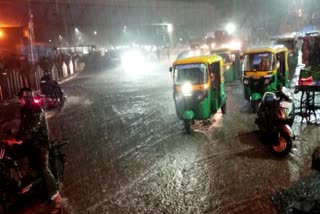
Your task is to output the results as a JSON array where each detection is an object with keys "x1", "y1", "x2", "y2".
[
  {"x1": 184, "y1": 120, "x2": 192, "y2": 134},
  {"x1": 271, "y1": 132, "x2": 292, "y2": 156}
]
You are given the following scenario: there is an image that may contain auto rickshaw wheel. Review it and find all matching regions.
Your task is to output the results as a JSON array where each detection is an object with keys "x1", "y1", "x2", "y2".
[
  {"x1": 221, "y1": 102, "x2": 227, "y2": 114},
  {"x1": 251, "y1": 101, "x2": 259, "y2": 113},
  {"x1": 184, "y1": 120, "x2": 192, "y2": 134}
]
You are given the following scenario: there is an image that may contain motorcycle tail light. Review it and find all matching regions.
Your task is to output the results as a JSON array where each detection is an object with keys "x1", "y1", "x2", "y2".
[{"x1": 33, "y1": 98, "x2": 41, "y2": 104}]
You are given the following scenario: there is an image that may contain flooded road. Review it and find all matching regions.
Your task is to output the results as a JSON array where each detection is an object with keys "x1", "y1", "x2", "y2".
[{"x1": 47, "y1": 61, "x2": 320, "y2": 214}]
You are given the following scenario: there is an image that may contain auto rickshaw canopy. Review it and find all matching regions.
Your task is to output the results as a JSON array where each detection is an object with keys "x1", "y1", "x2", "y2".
[
  {"x1": 173, "y1": 55, "x2": 223, "y2": 67},
  {"x1": 243, "y1": 45, "x2": 288, "y2": 55}
]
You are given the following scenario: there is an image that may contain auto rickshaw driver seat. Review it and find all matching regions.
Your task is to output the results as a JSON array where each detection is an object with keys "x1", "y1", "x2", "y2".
[{"x1": 259, "y1": 57, "x2": 271, "y2": 70}]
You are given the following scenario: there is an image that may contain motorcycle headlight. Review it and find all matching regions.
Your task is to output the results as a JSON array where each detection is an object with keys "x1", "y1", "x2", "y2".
[
  {"x1": 182, "y1": 82, "x2": 193, "y2": 96},
  {"x1": 289, "y1": 53, "x2": 293, "y2": 57}
]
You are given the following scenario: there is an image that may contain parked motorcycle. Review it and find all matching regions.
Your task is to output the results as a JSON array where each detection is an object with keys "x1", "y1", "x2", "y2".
[
  {"x1": 255, "y1": 88, "x2": 295, "y2": 156},
  {"x1": 0, "y1": 138, "x2": 69, "y2": 213}
]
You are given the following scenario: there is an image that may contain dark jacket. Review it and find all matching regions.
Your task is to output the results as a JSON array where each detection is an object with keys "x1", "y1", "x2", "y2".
[
  {"x1": 40, "y1": 75, "x2": 61, "y2": 95},
  {"x1": 17, "y1": 104, "x2": 49, "y2": 148}
]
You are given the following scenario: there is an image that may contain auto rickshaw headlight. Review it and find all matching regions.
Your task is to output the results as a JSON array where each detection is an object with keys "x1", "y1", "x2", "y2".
[
  {"x1": 182, "y1": 82, "x2": 193, "y2": 96},
  {"x1": 243, "y1": 79, "x2": 249, "y2": 85},
  {"x1": 196, "y1": 91, "x2": 208, "y2": 101},
  {"x1": 264, "y1": 78, "x2": 271, "y2": 85},
  {"x1": 197, "y1": 93, "x2": 204, "y2": 100}
]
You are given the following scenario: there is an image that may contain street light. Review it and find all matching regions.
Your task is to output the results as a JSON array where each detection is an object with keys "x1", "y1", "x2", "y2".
[
  {"x1": 167, "y1": 24, "x2": 173, "y2": 33},
  {"x1": 226, "y1": 23, "x2": 236, "y2": 34},
  {"x1": 123, "y1": 25, "x2": 127, "y2": 33},
  {"x1": 94, "y1": 31, "x2": 97, "y2": 35},
  {"x1": 75, "y1": 28, "x2": 79, "y2": 33}
]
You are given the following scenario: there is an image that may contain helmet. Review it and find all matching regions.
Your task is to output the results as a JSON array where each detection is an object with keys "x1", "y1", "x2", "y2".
[
  {"x1": 16, "y1": 87, "x2": 34, "y2": 97},
  {"x1": 262, "y1": 92, "x2": 277, "y2": 104}
]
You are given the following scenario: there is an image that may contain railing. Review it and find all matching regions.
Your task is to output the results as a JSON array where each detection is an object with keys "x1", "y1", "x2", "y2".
[{"x1": 0, "y1": 58, "x2": 85, "y2": 101}]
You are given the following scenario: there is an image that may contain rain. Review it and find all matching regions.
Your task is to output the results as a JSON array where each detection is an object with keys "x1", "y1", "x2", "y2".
[{"x1": 1, "y1": 0, "x2": 320, "y2": 213}]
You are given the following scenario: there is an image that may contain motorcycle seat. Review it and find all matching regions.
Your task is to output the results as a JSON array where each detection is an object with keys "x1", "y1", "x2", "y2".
[{"x1": 299, "y1": 76, "x2": 314, "y2": 85}]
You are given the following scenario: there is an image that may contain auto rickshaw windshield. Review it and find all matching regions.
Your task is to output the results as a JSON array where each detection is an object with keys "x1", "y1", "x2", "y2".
[
  {"x1": 174, "y1": 63, "x2": 207, "y2": 85},
  {"x1": 243, "y1": 52, "x2": 275, "y2": 71}
]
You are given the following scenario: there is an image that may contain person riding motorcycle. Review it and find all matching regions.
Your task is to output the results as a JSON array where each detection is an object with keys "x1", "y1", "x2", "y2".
[
  {"x1": 4, "y1": 88, "x2": 61, "y2": 206},
  {"x1": 40, "y1": 71, "x2": 63, "y2": 101}
]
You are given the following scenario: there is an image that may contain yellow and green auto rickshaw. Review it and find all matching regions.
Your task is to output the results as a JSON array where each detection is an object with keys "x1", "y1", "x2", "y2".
[
  {"x1": 272, "y1": 35, "x2": 298, "y2": 78},
  {"x1": 210, "y1": 48, "x2": 234, "y2": 83},
  {"x1": 169, "y1": 55, "x2": 227, "y2": 133},
  {"x1": 242, "y1": 45, "x2": 290, "y2": 111}
]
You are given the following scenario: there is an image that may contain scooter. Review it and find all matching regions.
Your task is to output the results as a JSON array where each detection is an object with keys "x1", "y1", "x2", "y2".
[{"x1": 255, "y1": 88, "x2": 295, "y2": 156}]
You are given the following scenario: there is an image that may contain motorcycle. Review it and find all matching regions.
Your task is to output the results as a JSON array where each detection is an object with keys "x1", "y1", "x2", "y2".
[
  {"x1": 35, "y1": 89, "x2": 66, "y2": 111},
  {"x1": 0, "y1": 138, "x2": 69, "y2": 214},
  {"x1": 39, "y1": 78, "x2": 66, "y2": 110},
  {"x1": 255, "y1": 88, "x2": 295, "y2": 156}
]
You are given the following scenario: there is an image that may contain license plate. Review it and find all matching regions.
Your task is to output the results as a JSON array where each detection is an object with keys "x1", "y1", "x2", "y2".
[{"x1": 280, "y1": 101, "x2": 291, "y2": 109}]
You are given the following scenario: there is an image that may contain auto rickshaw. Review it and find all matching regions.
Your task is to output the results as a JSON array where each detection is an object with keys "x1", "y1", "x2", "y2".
[
  {"x1": 210, "y1": 48, "x2": 234, "y2": 83},
  {"x1": 169, "y1": 55, "x2": 227, "y2": 133},
  {"x1": 242, "y1": 45, "x2": 290, "y2": 111},
  {"x1": 272, "y1": 35, "x2": 298, "y2": 78}
]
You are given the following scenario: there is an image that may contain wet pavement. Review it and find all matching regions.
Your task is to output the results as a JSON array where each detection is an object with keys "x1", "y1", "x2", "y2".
[{"x1": 4, "y1": 61, "x2": 320, "y2": 214}]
